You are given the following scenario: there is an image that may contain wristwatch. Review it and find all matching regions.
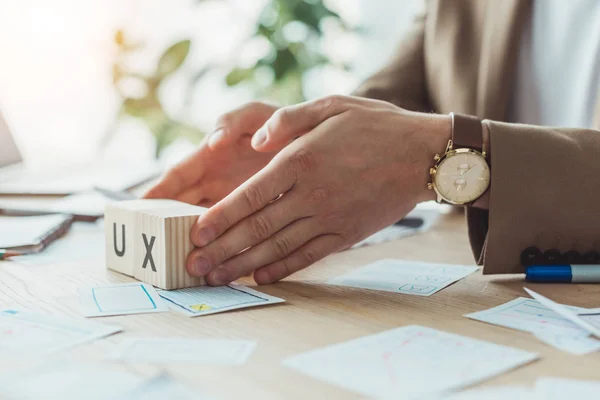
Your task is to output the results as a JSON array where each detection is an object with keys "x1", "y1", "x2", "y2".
[{"x1": 427, "y1": 113, "x2": 490, "y2": 205}]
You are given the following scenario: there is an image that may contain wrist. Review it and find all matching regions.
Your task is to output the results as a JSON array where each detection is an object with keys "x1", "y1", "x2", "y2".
[{"x1": 415, "y1": 113, "x2": 452, "y2": 202}]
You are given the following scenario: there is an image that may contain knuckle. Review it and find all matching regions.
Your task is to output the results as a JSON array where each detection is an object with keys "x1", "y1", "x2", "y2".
[
  {"x1": 289, "y1": 148, "x2": 315, "y2": 174},
  {"x1": 163, "y1": 167, "x2": 185, "y2": 189},
  {"x1": 271, "y1": 235, "x2": 292, "y2": 258},
  {"x1": 243, "y1": 184, "x2": 265, "y2": 210},
  {"x1": 320, "y1": 95, "x2": 346, "y2": 112},
  {"x1": 216, "y1": 112, "x2": 234, "y2": 128},
  {"x1": 210, "y1": 242, "x2": 228, "y2": 263},
  {"x1": 308, "y1": 186, "x2": 330, "y2": 202},
  {"x1": 279, "y1": 259, "x2": 293, "y2": 278},
  {"x1": 248, "y1": 215, "x2": 272, "y2": 240},
  {"x1": 246, "y1": 101, "x2": 264, "y2": 110},
  {"x1": 271, "y1": 108, "x2": 291, "y2": 130},
  {"x1": 303, "y1": 248, "x2": 321, "y2": 265}
]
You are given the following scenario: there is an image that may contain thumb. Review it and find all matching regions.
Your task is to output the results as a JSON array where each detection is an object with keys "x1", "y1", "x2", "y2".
[{"x1": 251, "y1": 95, "x2": 352, "y2": 153}]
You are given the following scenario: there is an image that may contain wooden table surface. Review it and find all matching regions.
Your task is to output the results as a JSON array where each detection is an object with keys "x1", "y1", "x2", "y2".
[{"x1": 1, "y1": 197, "x2": 600, "y2": 399}]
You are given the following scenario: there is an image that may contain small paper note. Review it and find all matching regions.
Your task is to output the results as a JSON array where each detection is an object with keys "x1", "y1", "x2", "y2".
[
  {"x1": 117, "y1": 373, "x2": 218, "y2": 400},
  {"x1": 431, "y1": 385, "x2": 533, "y2": 400},
  {"x1": 283, "y1": 325, "x2": 538, "y2": 399},
  {"x1": 158, "y1": 283, "x2": 284, "y2": 317},
  {"x1": 111, "y1": 338, "x2": 256, "y2": 365},
  {"x1": 535, "y1": 377, "x2": 600, "y2": 398},
  {"x1": 0, "y1": 309, "x2": 121, "y2": 356},
  {"x1": 465, "y1": 297, "x2": 589, "y2": 336},
  {"x1": 0, "y1": 361, "x2": 144, "y2": 400},
  {"x1": 533, "y1": 331, "x2": 600, "y2": 355},
  {"x1": 327, "y1": 260, "x2": 478, "y2": 296},
  {"x1": 78, "y1": 282, "x2": 168, "y2": 317},
  {"x1": 524, "y1": 288, "x2": 600, "y2": 338}
]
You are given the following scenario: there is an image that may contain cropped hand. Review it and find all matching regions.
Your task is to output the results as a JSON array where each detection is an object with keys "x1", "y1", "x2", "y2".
[
  {"x1": 184, "y1": 95, "x2": 451, "y2": 285},
  {"x1": 144, "y1": 102, "x2": 279, "y2": 206}
]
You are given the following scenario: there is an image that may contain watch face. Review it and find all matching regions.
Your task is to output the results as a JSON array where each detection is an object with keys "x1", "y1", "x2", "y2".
[{"x1": 433, "y1": 150, "x2": 490, "y2": 204}]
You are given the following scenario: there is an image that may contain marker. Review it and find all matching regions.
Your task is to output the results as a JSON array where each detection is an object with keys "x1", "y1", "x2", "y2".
[
  {"x1": 394, "y1": 217, "x2": 424, "y2": 229},
  {"x1": 526, "y1": 265, "x2": 600, "y2": 283},
  {"x1": 0, "y1": 249, "x2": 22, "y2": 260}
]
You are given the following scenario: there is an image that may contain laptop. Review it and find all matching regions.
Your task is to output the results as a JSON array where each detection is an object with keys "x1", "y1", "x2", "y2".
[{"x1": 0, "y1": 108, "x2": 160, "y2": 195}]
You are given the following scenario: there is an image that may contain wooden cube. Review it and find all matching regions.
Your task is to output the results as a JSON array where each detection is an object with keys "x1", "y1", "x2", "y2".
[{"x1": 104, "y1": 199, "x2": 207, "y2": 290}]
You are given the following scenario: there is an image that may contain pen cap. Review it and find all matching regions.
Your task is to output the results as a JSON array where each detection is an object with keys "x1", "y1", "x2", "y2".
[{"x1": 525, "y1": 265, "x2": 572, "y2": 282}]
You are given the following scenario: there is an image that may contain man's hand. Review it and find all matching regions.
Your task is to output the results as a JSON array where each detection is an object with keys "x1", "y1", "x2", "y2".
[
  {"x1": 144, "y1": 102, "x2": 279, "y2": 206},
  {"x1": 185, "y1": 95, "x2": 452, "y2": 285}
]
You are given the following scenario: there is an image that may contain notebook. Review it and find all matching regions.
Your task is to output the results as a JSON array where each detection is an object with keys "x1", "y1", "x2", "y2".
[{"x1": 0, "y1": 214, "x2": 73, "y2": 252}]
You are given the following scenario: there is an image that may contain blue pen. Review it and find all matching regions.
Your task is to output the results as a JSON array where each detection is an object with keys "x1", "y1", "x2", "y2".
[{"x1": 526, "y1": 265, "x2": 600, "y2": 283}]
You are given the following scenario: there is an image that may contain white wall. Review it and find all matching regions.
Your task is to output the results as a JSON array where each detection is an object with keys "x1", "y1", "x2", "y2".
[{"x1": 0, "y1": 0, "x2": 423, "y2": 168}]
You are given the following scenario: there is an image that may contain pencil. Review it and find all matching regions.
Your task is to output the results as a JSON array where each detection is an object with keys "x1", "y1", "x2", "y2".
[{"x1": 0, "y1": 249, "x2": 22, "y2": 260}]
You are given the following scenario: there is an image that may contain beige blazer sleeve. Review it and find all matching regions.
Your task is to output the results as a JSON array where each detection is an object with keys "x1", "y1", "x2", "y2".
[{"x1": 473, "y1": 121, "x2": 600, "y2": 274}]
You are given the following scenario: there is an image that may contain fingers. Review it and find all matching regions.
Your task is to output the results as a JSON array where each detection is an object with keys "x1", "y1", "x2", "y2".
[
  {"x1": 202, "y1": 216, "x2": 320, "y2": 285},
  {"x1": 189, "y1": 152, "x2": 300, "y2": 248},
  {"x1": 208, "y1": 102, "x2": 279, "y2": 150},
  {"x1": 185, "y1": 193, "x2": 305, "y2": 279},
  {"x1": 143, "y1": 141, "x2": 209, "y2": 199},
  {"x1": 172, "y1": 185, "x2": 207, "y2": 205},
  {"x1": 251, "y1": 95, "x2": 354, "y2": 153},
  {"x1": 254, "y1": 234, "x2": 344, "y2": 284}
]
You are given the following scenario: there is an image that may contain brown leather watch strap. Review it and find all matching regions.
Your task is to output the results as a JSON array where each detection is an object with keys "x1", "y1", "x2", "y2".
[{"x1": 450, "y1": 112, "x2": 483, "y2": 152}]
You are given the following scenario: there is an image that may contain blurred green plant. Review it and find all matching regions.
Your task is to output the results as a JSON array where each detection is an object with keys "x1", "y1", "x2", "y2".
[
  {"x1": 225, "y1": 0, "x2": 350, "y2": 104},
  {"x1": 107, "y1": 0, "x2": 350, "y2": 158}
]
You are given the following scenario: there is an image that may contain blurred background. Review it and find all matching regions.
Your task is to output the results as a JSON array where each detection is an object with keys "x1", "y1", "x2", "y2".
[{"x1": 0, "y1": 0, "x2": 423, "y2": 169}]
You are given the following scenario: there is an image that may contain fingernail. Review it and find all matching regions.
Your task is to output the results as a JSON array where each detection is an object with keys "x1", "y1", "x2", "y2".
[
  {"x1": 252, "y1": 128, "x2": 267, "y2": 148},
  {"x1": 209, "y1": 268, "x2": 229, "y2": 286},
  {"x1": 208, "y1": 129, "x2": 225, "y2": 147},
  {"x1": 196, "y1": 226, "x2": 214, "y2": 247},
  {"x1": 192, "y1": 257, "x2": 211, "y2": 276}
]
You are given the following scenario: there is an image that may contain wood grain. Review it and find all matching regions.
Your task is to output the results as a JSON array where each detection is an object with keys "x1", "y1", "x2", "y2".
[{"x1": 1, "y1": 197, "x2": 599, "y2": 399}]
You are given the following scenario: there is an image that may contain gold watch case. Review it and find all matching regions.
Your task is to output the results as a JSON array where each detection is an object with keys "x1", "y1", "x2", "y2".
[{"x1": 427, "y1": 141, "x2": 490, "y2": 205}]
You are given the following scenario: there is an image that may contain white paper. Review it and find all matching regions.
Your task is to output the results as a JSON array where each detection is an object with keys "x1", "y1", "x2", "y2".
[
  {"x1": 352, "y1": 207, "x2": 442, "y2": 249},
  {"x1": 78, "y1": 282, "x2": 169, "y2": 317},
  {"x1": 328, "y1": 260, "x2": 478, "y2": 296},
  {"x1": 111, "y1": 337, "x2": 256, "y2": 365},
  {"x1": 116, "y1": 373, "x2": 218, "y2": 400},
  {"x1": 535, "y1": 377, "x2": 600, "y2": 398},
  {"x1": 283, "y1": 325, "x2": 538, "y2": 399},
  {"x1": 0, "y1": 361, "x2": 144, "y2": 400},
  {"x1": 0, "y1": 309, "x2": 121, "y2": 356},
  {"x1": 524, "y1": 288, "x2": 600, "y2": 338},
  {"x1": 429, "y1": 385, "x2": 533, "y2": 400},
  {"x1": 158, "y1": 283, "x2": 285, "y2": 317},
  {"x1": 465, "y1": 297, "x2": 589, "y2": 336},
  {"x1": 533, "y1": 331, "x2": 600, "y2": 355}
]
